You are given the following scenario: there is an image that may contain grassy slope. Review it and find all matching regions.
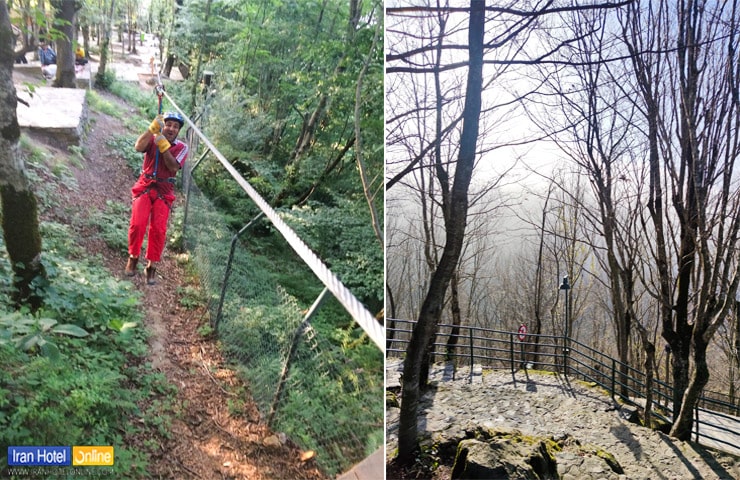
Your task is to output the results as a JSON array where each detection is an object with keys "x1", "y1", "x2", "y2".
[{"x1": 0, "y1": 91, "x2": 179, "y2": 477}]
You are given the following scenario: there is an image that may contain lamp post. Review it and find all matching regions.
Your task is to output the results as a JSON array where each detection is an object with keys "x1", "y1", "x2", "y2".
[{"x1": 559, "y1": 275, "x2": 570, "y2": 373}]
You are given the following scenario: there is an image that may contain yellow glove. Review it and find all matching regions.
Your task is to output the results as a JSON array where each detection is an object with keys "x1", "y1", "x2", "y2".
[
  {"x1": 148, "y1": 115, "x2": 164, "y2": 134},
  {"x1": 154, "y1": 134, "x2": 171, "y2": 153}
]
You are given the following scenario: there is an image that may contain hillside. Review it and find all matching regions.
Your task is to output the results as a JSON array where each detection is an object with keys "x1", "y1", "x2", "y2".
[
  {"x1": 9, "y1": 64, "x2": 324, "y2": 478},
  {"x1": 386, "y1": 365, "x2": 740, "y2": 479}
]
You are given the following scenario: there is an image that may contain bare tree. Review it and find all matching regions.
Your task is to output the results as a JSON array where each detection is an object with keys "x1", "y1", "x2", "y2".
[
  {"x1": 389, "y1": 0, "x2": 485, "y2": 465},
  {"x1": 387, "y1": 0, "x2": 634, "y2": 464},
  {"x1": 529, "y1": 5, "x2": 646, "y2": 397},
  {"x1": 619, "y1": 0, "x2": 740, "y2": 440}
]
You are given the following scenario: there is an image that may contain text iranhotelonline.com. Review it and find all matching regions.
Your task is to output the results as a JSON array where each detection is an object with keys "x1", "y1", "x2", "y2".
[{"x1": 8, "y1": 446, "x2": 114, "y2": 467}]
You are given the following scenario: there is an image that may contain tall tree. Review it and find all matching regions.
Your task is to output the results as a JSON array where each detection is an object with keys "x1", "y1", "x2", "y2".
[
  {"x1": 0, "y1": 0, "x2": 46, "y2": 308},
  {"x1": 530, "y1": 5, "x2": 643, "y2": 396},
  {"x1": 620, "y1": 0, "x2": 740, "y2": 440},
  {"x1": 49, "y1": 0, "x2": 78, "y2": 88},
  {"x1": 387, "y1": 0, "x2": 635, "y2": 464},
  {"x1": 393, "y1": 0, "x2": 485, "y2": 465},
  {"x1": 94, "y1": 0, "x2": 115, "y2": 86}
]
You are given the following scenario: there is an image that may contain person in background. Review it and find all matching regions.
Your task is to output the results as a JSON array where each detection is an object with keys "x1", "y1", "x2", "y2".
[
  {"x1": 38, "y1": 41, "x2": 56, "y2": 78},
  {"x1": 75, "y1": 45, "x2": 88, "y2": 65},
  {"x1": 125, "y1": 112, "x2": 189, "y2": 285}
]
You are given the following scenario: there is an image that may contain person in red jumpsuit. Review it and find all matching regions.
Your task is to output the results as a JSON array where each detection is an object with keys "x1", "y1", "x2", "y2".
[{"x1": 125, "y1": 111, "x2": 189, "y2": 284}]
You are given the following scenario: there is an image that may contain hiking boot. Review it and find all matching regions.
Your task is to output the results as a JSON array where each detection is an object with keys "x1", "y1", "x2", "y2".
[
  {"x1": 125, "y1": 256, "x2": 138, "y2": 276},
  {"x1": 145, "y1": 264, "x2": 156, "y2": 285}
]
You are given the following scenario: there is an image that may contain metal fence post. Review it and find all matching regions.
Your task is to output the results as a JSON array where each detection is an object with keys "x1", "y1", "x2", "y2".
[
  {"x1": 611, "y1": 358, "x2": 616, "y2": 400},
  {"x1": 469, "y1": 327, "x2": 474, "y2": 384},
  {"x1": 268, "y1": 288, "x2": 330, "y2": 427},
  {"x1": 213, "y1": 213, "x2": 264, "y2": 330},
  {"x1": 695, "y1": 405, "x2": 700, "y2": 443},
  {"x1": 510, "y1": 334, "x2": 515, "y2": 375}
]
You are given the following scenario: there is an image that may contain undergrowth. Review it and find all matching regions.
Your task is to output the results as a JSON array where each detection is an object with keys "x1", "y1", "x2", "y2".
[{"x1": 185, "y1": 189, "x2": 384, "y2": 476}]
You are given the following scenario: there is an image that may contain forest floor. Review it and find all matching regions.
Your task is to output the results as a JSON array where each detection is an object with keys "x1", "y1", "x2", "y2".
[{"x1": 12, "y1": 68, "x2": 326, "y2": 479}]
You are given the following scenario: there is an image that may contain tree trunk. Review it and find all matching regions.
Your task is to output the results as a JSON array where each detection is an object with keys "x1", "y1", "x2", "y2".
[
  {"x1": 731, "y1": 301, "x2": 740, "y2": 406},
  {"x1": 353, "y1": 13, "x2": 383, "y2": 247},
  {"x1": 671, "y1": 334, "x2": 709, "y2": 440},
  {"x1": 445, "y1": 270, "x2": 461, "y2": 362},
  {"x1": 396, "y1": 0, "x2": 485, "y2": 466},
  {"x1": 95, "y1": 0, "x2": 115, "y2": 85},
  {"x1": 163, "y1": 53, "x2": 175, "y2": 77},
  {"x1": 635, "y1": 323, "x2": 655, "y2": 428},
  {"x1": 82, "y1": 24, "x2": 90, "y2": 59},
  {"x1": 51, "y1": 0, "x2": 77, "y2": 88},
  {"x1": 0, "y1": 0, "x2": 46, "y2": 309}
]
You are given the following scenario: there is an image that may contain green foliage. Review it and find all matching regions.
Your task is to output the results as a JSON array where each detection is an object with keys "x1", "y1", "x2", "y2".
[
  {"x1": 107, "y1": 80, "x2": 155, "y2": 117},
  {"x1": 18, "y1": 136, "x2": 78, "y2": 213},
  {"x1": 66, "y1": 145, "x2": 85, "y2": 167},
  {"x1": 87, "y1": 200, "x2": 130, "y2": 252},
  {"x1": 94, "y1": 68, "x2": 117, "y2": 90},
  {"x1": 0, "y1": 234, "x2": 175, "y2": 475},
  {"x1": 281, "y1": 201, "x2": 383, "y2": 311},
  {"x1": 177, "y1": 285, "x2": 204, "y2": 310},
  {"x1": 86, "y1": 89, "x2": 123, "y2": 118},
  {"x1": 0, "y1": 311, "x2": 88, "y2": 361},
  {"x1": 168, "y1": 206, "x2": 185, "y2": 253},
  {"x1": 107, "y1": 133, "x2": 143, "y2": 173}
]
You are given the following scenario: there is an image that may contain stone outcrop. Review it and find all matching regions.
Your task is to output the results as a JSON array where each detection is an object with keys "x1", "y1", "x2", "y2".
[
  {"x1": 446, "y1": 427, "x2": 625, "y2": 480},
  {"x1": 386, "y1": 362, "x2": 740, "y2": 479},
  {"x1": 451, "y1": 429, "x2": 560, "y2": 479}
]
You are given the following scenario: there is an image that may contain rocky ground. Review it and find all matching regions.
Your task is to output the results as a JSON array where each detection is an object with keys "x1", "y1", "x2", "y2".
[
  {"x1": 12, "y1": 51, "x2": 325, "y2": 479},
  {"x1": 386, "y1": 363, "x2": 740, "y2": 479}
]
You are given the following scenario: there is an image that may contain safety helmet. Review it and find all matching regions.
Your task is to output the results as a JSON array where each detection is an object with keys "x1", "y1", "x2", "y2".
[{"x1": 163, "y1": 111, "x2": 184, "y2": 127}]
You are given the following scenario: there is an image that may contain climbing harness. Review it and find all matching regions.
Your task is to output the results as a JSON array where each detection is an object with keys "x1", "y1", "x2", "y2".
[
  {"x1": 133, "y1": 80, "x2": 171, "y2": 209},
  {"x1": 142, "y1": 172, "x2": 175, "y2": 183}
]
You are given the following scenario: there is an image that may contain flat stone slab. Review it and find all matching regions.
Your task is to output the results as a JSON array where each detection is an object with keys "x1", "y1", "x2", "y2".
[
  {"x1": 16, "y1": 87, "x2": 87, "y2": 146},
  {"x1": 336, "y1": 447, "x2": 384, "y2": 480}
]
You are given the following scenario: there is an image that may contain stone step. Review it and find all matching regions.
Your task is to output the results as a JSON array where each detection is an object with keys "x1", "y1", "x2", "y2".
[{"x1": 16, "y1": 87, "x2": 87, "y2": 147}]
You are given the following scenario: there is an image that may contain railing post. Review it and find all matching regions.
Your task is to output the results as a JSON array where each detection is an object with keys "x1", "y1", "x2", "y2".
[
  {"x1": 694, "y1": 404, "x2": 700, "y2": 443},
  {"x1": 510, "y1": 334, "x2": 515, "y2": 375},
  {"x1": 521, "y1": 340, "x2": 526, "y2": 370},
  {"x1": 469, "y1": 327, "x2": 474, "y2": 384},
  {"x1": 611, "y1": 358, "x2": 616, "y2": 399}
]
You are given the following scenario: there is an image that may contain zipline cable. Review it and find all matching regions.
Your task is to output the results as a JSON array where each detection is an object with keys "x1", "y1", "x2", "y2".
[
  {"x1": 152, "y1": 76, "x2": 165, "y2": 177},
  {"x1": 160, "y1": 90, "x2": 386, "y2": 352}
]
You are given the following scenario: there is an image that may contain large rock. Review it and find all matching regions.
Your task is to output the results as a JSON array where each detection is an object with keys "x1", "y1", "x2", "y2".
[
  {"x1": 451, "y1": 429, "x2": 558, "y2": 479},
  {"x1": 450, "y1": 428, "x2": 624, "y2": 480}
]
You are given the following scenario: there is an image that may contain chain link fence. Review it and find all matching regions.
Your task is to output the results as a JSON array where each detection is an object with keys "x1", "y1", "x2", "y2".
[{"x1": 173, "y1": 95, "x2": 384, "y2": 477}]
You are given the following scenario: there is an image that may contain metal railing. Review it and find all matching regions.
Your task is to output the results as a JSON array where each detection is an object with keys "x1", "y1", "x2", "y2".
[
  {"x1": 387, "y1": 318, "x2": 740, "y2": 456},
  {"x1": 161, "y1": 89, "x2": 384, "y2": 477}
]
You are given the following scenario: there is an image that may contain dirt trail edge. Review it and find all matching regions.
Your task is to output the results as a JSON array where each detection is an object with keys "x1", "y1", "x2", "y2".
[{"x1": 52, "y1": 87, "x2": 325, "y2": 479}]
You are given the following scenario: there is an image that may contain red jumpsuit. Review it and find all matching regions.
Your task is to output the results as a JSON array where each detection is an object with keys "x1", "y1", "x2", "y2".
[{"x1": 128, "y1": 139, "x2": 188, "y2": 262}]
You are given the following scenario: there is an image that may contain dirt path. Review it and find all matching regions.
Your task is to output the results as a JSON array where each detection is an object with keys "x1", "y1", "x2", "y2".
[{"x1": 17, "y1": 68, "x2": 325, "y2": 478}]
